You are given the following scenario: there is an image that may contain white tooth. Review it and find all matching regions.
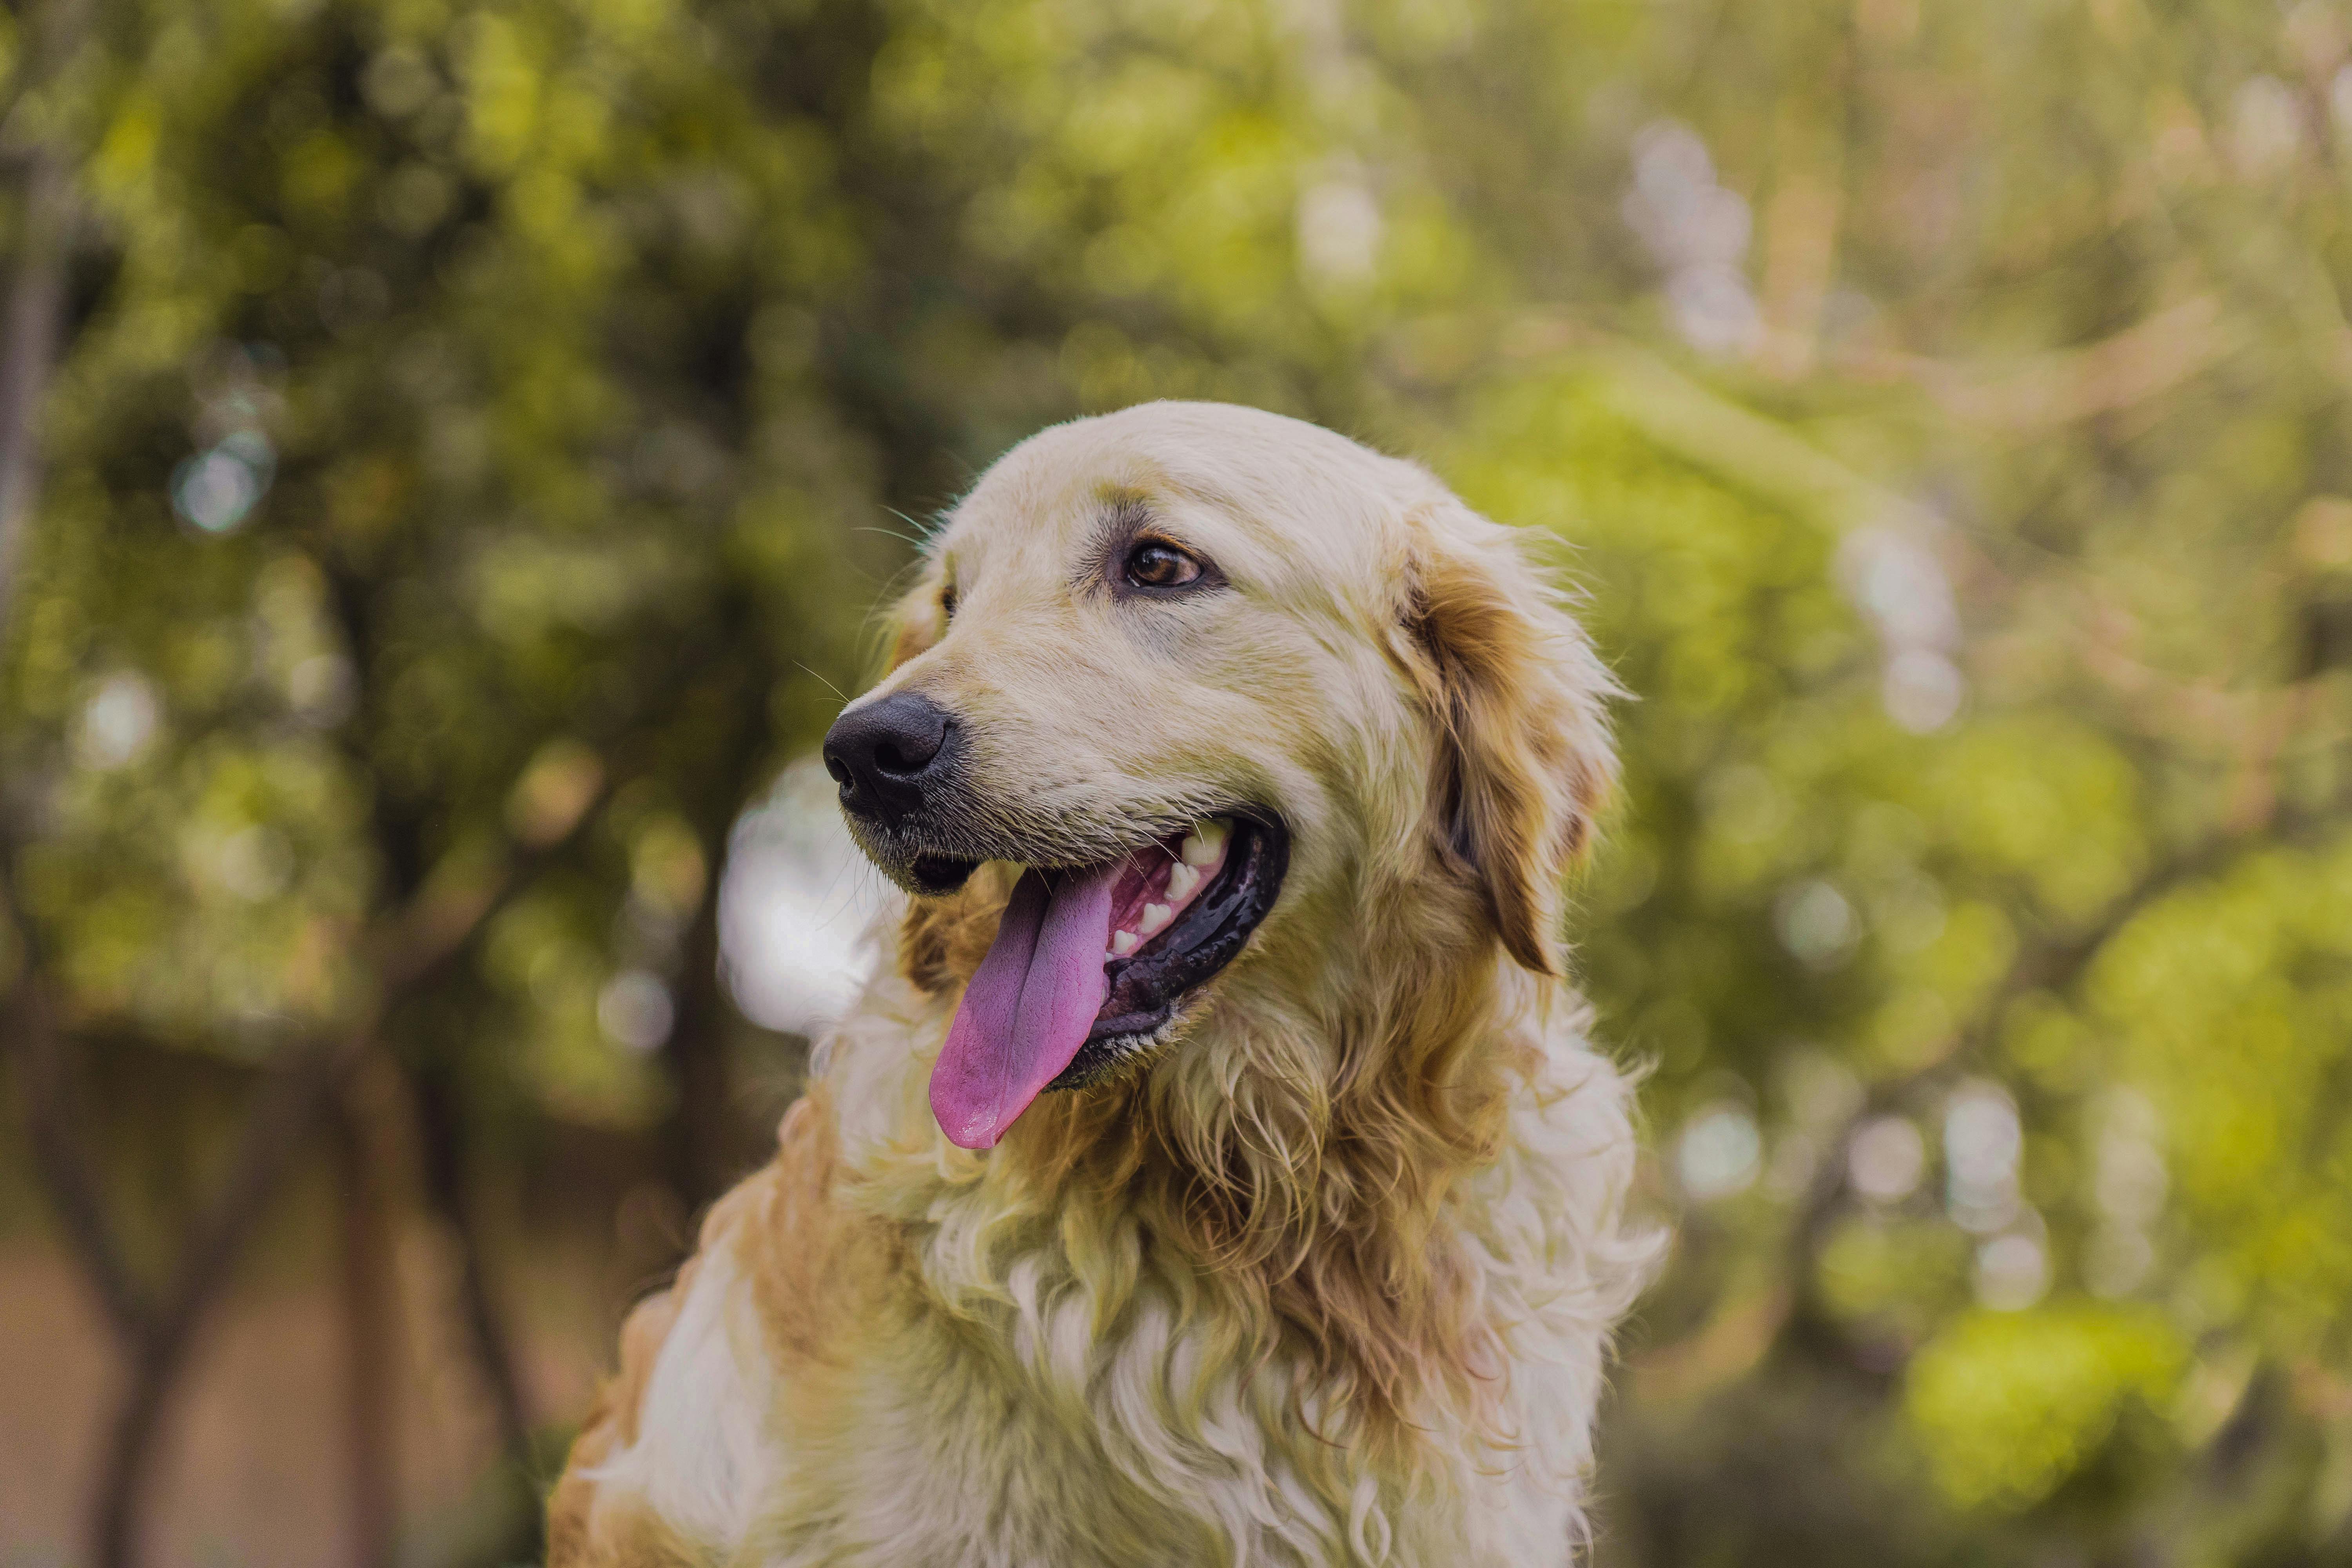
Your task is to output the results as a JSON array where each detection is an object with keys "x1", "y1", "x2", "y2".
[
  {"x1": 1139, "y1": 902, "x2": 1172, "y2": 937},
  {"x1": 1181, "y1": 818, "x2": 1229, "y2": 867},
  {"x1": 1166, "y1": 862, "x2": 1200, "y2": 900},
  {"x1": 1111, "y1": 929, "x2": 1140, "y2": 957}
]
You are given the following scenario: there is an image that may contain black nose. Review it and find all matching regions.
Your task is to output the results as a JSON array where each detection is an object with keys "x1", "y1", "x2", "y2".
[{"x1": 822, "y1": 691, "x2": 956, "y2": 826}]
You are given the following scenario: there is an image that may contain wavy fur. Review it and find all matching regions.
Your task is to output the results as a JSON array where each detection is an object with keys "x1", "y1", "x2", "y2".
[{"x1": 550, "y1": 403, "x2": 1661, "y2": 1566}]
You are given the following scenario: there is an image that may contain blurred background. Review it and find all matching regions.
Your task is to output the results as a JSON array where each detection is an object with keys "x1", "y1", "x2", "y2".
[{"x1": 2, "y1": 0, "x2": 2348, "y2": 1564}]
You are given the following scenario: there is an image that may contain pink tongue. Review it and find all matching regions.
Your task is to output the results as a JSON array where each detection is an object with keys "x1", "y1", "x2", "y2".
[{"x1": 930, "y1": 865, "x2": 1120, "y2": 1149}]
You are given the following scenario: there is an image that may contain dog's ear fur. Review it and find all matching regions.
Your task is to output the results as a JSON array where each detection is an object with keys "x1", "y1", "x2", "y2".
[{"x1": 1403, "y1": 495, "x2": 1617, "y2": 976}]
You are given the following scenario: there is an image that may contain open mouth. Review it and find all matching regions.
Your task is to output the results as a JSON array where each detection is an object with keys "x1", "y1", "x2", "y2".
[{"x1": 926, "y1": 813, "x2": 1288, "y2": 1149}]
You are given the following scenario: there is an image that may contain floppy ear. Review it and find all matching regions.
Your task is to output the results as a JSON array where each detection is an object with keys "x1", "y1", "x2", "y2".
[{"x1": 1403, "y1": 497, "x2": 1617, "y2": 976}]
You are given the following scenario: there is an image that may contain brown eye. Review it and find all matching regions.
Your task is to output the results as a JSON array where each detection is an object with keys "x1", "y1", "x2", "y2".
[
  {"x1": 940, "y1": 584, "x2": 957, "y2": 621},
  {"x1": 1124, "y1": 541, "x2": 1202, "y2": 590}
]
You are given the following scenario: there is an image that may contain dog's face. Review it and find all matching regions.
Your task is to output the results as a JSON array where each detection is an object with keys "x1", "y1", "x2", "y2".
[{"x1": 824, "y1": 402, "x2": 1613, "y2": 1148}]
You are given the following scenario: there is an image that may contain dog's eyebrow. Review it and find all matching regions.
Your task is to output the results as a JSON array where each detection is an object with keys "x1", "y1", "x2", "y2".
[
  {"x1": 1099, "y1": 490, "x2": 1151, "y2": 534},
  {"x1": 1072, "y1": 490, "x2": 1156, "y2": 589}
]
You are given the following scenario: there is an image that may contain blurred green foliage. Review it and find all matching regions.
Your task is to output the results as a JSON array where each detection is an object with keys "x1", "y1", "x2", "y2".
[{"x1": 4, "y1": 0, "x2": 2352, "y2": 1564}]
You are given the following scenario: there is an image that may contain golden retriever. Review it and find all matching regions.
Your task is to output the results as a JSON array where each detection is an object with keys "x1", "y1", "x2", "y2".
[{"x1": 547, "y1": 401, "x2": 1657, "y2": 1566}]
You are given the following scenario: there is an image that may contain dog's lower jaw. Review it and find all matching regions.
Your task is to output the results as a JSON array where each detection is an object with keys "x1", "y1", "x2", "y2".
[{"x1": 1049, "y1": 1019, "x2": 1175, "y2": 1091}]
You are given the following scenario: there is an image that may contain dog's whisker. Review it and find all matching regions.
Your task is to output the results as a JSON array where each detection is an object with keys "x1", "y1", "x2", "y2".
[{"x1": 793, "y1": 661, "x2": 852, "y2": 704}]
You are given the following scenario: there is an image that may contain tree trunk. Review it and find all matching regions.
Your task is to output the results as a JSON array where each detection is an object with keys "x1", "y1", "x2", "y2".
[
  {"x1": 334, "y1": 1098, "x2": 398, "y2": 1568},
  {"x1": 662, "y1": 881, "x2": 737, "y2": 1212},
  {"x1": 0, "y1": 0, "x2": 90, "y2": 644},
  {"x1": 407, "y1": 1060, "x2": 533, "y2": 1449},
  {"x1": 405, "y1": 1054, "x2": 545, "y2": 1559}
]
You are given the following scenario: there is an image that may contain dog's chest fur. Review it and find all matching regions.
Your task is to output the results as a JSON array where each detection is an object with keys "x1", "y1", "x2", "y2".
[{"x1": 554, "y1": 965, "x2": 1647, "y2": 1568}]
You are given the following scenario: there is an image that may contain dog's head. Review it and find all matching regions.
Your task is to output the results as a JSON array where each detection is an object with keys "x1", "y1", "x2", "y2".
[{"x1": 824, "y1": 402, "x2": 1615, "y2": 1150}]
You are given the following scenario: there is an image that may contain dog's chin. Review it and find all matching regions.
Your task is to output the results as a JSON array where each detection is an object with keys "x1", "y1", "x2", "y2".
[
  {"x1": 849, "y1": 809, "x2": 1291, "y2": 1093},
  {"x1": 837, "y1": 819, "x2": 978, "y2": 895}
]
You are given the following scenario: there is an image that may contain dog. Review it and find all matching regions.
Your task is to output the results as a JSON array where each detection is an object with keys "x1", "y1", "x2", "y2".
[{"x1": 548, "y1": 401, "x2": 1657, "y2": 1566}]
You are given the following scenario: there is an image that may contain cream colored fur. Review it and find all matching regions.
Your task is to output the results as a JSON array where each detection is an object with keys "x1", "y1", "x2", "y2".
[{"x1": 549, "y1": 402, "x2": 1660, "y2": 1567}]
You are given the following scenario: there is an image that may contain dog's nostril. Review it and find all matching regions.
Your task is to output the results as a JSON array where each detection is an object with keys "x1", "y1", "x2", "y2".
[
  {"x1": 824, "y1": 755, "x2": 853, "y2": 788},
  {"x1": 860, "y1": 704, "x2": 947, "y2": 777}
]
